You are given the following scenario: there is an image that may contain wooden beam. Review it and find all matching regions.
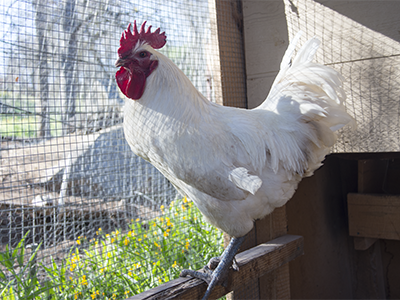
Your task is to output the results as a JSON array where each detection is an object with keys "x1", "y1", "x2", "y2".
[
  {"x1": 127, "y1": 234, "x2": 303, "y2": 300},
  {"x1": 242, "y1": 0, "x2": 289, "y2": 109},
  {"x1": 226, "y1": 207, "x2": 290, "y2": 299},
  {"x1": 213, "y1": 0, "x2": 247, "y2": 108},
  {"x1": 348, "y1": 193, "x2": 400, "y2": 241}
]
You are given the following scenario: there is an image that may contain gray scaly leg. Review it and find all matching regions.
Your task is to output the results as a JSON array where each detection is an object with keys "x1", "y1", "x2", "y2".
[{"x1": 180, "y1": 235, "x2": 246, "y2": 300}]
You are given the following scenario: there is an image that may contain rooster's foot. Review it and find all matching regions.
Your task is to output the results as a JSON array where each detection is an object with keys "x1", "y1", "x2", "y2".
[
  {"x1": 179, "y1": 235, "x2": 246, "y2": 300},
  {"x1": 207, "y1": 256, "x2": 239, "y2": 271}
]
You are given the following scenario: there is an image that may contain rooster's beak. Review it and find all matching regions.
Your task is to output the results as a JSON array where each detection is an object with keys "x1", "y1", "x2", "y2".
[{"x1": 115, "y1": 58, "x2": 125, "y2": 68}]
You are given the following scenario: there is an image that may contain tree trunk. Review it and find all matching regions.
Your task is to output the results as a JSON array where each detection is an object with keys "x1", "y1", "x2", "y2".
[
  {"x1": 33, "y1": 0, "x2": 51, "y2": 138},
  {"x1": 62, "y1": 0, "x2": 78, "y2": 134}
]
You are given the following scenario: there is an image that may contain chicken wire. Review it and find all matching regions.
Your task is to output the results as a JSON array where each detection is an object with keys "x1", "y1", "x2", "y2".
[
  {"x1": 0, "y1": 0, "x2": 227, "y2": 298},
  {"x1": 283, "y1": 0, "x2": 400, "y2": 153}
]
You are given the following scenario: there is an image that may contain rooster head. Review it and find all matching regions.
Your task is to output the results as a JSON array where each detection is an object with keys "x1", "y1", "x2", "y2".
[{"x1": 115, "y1": 21, "x2": 166, "y2": 100}]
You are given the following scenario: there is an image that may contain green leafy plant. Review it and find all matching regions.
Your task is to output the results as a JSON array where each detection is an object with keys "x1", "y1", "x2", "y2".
[
  {"x1": 0, "y1": 232, "x2": 54, "y2": 299},
  {"x1": 0, "y1": 198, "x2": 223, "y2": 299}
]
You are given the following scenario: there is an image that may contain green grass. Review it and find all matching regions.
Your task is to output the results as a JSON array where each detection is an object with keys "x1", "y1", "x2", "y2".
[
  {"x1": 0, "y1": 115, "x2": 40, "y2": 138},
  {"x1": 0, "y1": 92, "x2": 64, "y2": 139},
  {"x1": 0, "y1": 197, "x2": 224, "y2": 299}
]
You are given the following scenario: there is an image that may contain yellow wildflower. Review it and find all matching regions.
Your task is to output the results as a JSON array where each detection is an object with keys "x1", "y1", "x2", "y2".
[
  {"x1": 124, "y1": 238, "x2": 129, "y2": 246},
  {"x1": 135, "y1": 218, "x2": 140, "y2": 222},
  {"x1": 153, "y1": 223, "x2": 156, "y2": 227},
  {"x1": 160, "y1": 205, "x2": 165, "y2": 210},
  {"x1": 154, "y1": 242, "x2": 160, "y2": 248},
  {"x1": 90, "y1": 292, "x2": 96, "y2": 299},
  {"x1": 181, "y1": 204, "x2": 186, "y2": 211},
  {"x1": 163, "y1": 232, "x2": 169, "y2": 237},
  {"x1": 138, "y1": 238, "x2": 142, "y2": 242},
  {"x1": 153, "y1": 230, "x2": 157, "y2": 235},
  {"x1": 172, "y1": 261, "x2": 177, "y2": 268},
  {"x1": 70, "y1": 263, "x2": 77, "y2": 272},
  {"x1": 144, "y1": 234, "x2": 147, "y2": 238},
  {"x1": 76, "y1": 239, "x2": 81, "y2": 245},
  {"x1": 183, "y1": 196, "x2": 188, "y2": 203},
  {"x1": 111, "y1": 238, "x2": 115, "y2": 243},
  {"x1": 81, "y1": 275, "x2": 88, "y2": 285}
]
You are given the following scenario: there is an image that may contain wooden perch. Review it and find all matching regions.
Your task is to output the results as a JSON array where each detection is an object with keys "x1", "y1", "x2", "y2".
[
  {"x1": 128, "y1": 234, "x2": 303, "y2": 300},
  {"x1": 348, "y1": 193, "x2": 400, "y2": 241}
]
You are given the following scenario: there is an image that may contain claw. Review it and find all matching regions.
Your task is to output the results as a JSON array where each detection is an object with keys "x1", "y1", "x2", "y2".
[
  {"x1": 180, "y1": 235, "x2": 246, "y2": 300},
  {"x1": 180, "y1": 267, "x2": 213, "y2": 285},
  {"x1": 207, "y1": 256, "x2": 240, "y2": 272},
  {"x1": 207, "y1": 257, "x2": 221, "y2": 270}
]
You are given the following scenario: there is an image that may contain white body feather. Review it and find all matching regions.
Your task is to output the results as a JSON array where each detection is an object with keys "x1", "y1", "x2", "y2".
[{"x1": 123, "y1": 33, "x2": 355, "y2": 237}]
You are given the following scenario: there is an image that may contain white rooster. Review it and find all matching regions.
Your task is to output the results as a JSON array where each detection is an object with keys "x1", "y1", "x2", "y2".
[{"x1": 115, "y1": 21, "x2": 354, "y2": 299}]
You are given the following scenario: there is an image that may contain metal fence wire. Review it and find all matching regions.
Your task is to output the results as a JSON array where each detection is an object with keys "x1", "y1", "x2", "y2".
[{"x1": 0, "y1": 0, "x2": 233, "y2": 298}]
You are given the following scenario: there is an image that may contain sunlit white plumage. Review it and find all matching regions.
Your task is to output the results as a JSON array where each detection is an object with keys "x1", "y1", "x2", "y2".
[{"x1": 121, "y1": 31, "x2": 354, "y2": 238}]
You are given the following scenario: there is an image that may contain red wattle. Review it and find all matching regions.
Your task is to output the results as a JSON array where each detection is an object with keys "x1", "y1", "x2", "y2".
[{"x1": 116, "y1": 66, "x2": 146, "y2": 100}]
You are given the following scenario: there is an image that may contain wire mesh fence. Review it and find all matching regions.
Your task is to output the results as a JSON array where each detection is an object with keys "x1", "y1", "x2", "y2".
[
  {"x1": 2, "y1": 0, "x2": 397, "y2": 298},
  {"x1": 0, "y1": 0, "x2": 226, "y2": 298}
]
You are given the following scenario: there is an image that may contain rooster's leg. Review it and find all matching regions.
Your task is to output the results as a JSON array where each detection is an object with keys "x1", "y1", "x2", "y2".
[{"x1": 180, "y1": 235, "x2": 246, "y2": 300}]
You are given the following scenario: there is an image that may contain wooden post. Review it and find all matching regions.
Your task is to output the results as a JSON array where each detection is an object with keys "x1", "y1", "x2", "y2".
[
  {"x1": 227, "y1": 1, "x2": 292, "y2": 299},
  {"x1": 221, "y1": 207, "x2": 290, "y2": 300},
  {"x1": 351, "y1": 160, "x2": 386, "y2": 298},
  {"x1": 242, "y1": 0, "x2": 288, "y2": 109},
  {"x1": 208, "y1": 0, "x2": 247, "y2": 108}
]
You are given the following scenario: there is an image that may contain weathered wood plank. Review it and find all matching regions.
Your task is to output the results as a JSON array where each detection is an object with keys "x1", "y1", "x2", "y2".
[
  {"x1": 348, "y1": 193, "x2": 400, "y2": 241},
  {"x1": 351, "y1": 160, "x2": 386, "y2": 299},
  {"x1": 127, "y1": 234, "x2": 303, "y2": 300},
  {"x1": 353, "y1": 237, "x2": 378, "y2": 251},
  {"x1": 242, "y1": 0, "x2": 288, "y2": 109},
  {"x1": 213, "y1": 0, "x2": 247, "y2": 108}
]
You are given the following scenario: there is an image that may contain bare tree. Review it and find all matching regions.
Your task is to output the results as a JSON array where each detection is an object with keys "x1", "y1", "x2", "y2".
[
  {"x1": 62, "y1": 0, "x2": 79, "y2": 134},
  {"x1": 33, "y1": 0, "x2": 51, "y2": 138}
]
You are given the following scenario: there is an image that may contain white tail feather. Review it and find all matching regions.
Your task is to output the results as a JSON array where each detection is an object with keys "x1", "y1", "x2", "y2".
[{"x1": 258, "y1": 33, "x2": 355, "y2": 176}]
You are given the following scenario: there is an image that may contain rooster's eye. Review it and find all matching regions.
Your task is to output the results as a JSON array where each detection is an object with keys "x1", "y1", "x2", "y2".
[{"x1": 139, "y1": 51, "x2": 147, "y2": 58}]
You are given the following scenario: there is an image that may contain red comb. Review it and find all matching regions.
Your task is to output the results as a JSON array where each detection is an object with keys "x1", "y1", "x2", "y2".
[{"x1": 118, "y1": 21, "x2": 166, "y2": 57}]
